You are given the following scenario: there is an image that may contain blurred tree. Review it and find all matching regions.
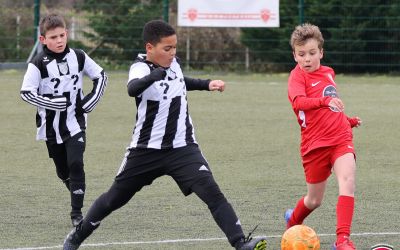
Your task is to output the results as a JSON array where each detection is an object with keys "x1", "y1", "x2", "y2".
[
  {"x1": 0, "y1": 2, "x2": 35, "y2": 62},
  {"x1": 78, "y1": 0, "x2": 163, "y2": 64},
  {"x1": 241, "y1": 0, "x2": 400, "y2": 73},
  {"x1": 240, "y1": 0, "x2": 298, "y2": 72}
]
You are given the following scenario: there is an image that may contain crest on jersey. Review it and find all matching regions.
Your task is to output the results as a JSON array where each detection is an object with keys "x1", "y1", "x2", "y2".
[
  {"x1": 57, "y1": 61, "x2": 70, "y2": 75},
  {"x1": 167, "y1": 68, "x2": 177, "y2": 81},
  {"x1": 371, "y1": 244, "x2": 393, "y2": 250},
  {"x1": 323, "y1": 85, "x2": 339, "y2": 112}
]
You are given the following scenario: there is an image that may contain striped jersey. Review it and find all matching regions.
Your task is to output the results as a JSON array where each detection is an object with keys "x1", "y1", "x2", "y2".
[
  {"x1": 128, "y1": 55, "x2": 198, "y2": 149},
  {"x1": 21, "y1": 46, "x2": 107, "y2": 144}
]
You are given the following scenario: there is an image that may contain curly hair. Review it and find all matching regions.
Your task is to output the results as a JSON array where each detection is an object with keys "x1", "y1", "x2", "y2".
[{"x1": 290, "y1": 23, "x2": 324, "y2": 51}]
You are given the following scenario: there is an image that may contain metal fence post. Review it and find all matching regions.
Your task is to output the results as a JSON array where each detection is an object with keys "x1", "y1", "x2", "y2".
[
  {"x1": 34, "y1": 0, "x2": 40, "y2": 41},
  {"x1": 186, "y1": 29, "x2": 190, "y2": 71},
  {"x1": 245, "y1": 47, "x2": 249, "y2": 72},
  {"x1": 299, "y1": 0, "x2": 304, "y2": 24},
  {"x1": 163, "y1": 0, "x2": 169, "y2": 22}
]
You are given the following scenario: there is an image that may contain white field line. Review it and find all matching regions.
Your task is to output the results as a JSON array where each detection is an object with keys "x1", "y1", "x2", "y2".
[{"x1": 1, "y1": 232, "x2": 399, "y2": 250}]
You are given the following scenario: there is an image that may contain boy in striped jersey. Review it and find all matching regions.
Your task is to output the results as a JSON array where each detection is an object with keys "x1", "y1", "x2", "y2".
[
  {"x1": 20, "y1": 14, "x2": 107, "y2": 227},
  {"x1": 63, "y1": 20, "x2": 266, "y2": 250}
]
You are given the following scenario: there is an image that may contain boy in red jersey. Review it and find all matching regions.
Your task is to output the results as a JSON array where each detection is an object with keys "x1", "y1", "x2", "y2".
[{"x1": 285, "y1": 23, "x2": 361, "y2": 250}]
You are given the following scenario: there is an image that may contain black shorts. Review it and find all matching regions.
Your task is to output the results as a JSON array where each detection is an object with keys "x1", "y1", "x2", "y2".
[
  {"x1": 114, "y1": 144, "x2": 213, "y2": 196},
  {"x1": 45, "y1": 132, "x2": 86, "y2": 181}
]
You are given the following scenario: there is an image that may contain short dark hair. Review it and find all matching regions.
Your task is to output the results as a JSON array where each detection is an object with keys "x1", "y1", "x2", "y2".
[
  {"x1": 142, "y1": 20, "x2": 176, "y2": 45},
  {"x1": 40, "y1": 14, "x2": 66, "y2": 36}
]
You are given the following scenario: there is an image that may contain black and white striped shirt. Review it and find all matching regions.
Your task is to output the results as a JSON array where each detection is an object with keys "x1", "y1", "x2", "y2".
[
  {"x1": 127, "y1": 54, "x2": 210, "y2": 149},
  {"x1": 21, "y1": 46, "x2": 107, "y2": 143}
]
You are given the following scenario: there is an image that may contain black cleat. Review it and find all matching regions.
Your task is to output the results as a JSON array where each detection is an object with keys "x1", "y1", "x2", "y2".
[
  {"x1": 235, "y1": 237, "x2": 267, "y2": 250},
  {"x1": 235, "y1": 225, "x2": 267, "y2": 250},
  {"x1": 63, "y1": 224, "x2": 83, "y2": 250},
  {"x1": 63, "y1": 220, "x2": 99, "y2": 250}
]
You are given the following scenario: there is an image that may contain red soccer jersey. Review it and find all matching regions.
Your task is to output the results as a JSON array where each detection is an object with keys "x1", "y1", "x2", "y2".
[{"x1": 288, "y1": 64, "x2": 353, "y2": 156}]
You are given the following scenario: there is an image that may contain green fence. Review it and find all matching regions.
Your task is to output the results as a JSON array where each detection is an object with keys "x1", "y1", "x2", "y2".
[{"x1": 0, "y1": 0, "x2": 399, "y2": 73}]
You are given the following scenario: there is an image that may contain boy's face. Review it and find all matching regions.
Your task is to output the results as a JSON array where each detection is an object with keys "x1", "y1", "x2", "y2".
[
  {"x1": 39, "y1": 27, "x2": 68, "y2": 53},
  {"x1": 293, "y1": 38, "x2": 323, "y2": 73},
  {"x1": 146, "y1": 34, "x2": 177, "y2": 68}
]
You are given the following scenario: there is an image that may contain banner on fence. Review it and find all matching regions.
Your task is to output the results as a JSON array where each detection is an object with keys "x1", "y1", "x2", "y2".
[{"x1": 178, "y1": 0, "x2": 279, "y2": 27}]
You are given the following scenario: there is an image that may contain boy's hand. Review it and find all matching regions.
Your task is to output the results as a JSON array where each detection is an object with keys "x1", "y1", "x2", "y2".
[
  {"x1": 149, "y1": 67, "x2": 166, "y2": 82},
  {"x1": 349, "y1": 116, "x2": 362, "y2": 128},
  {"x1": 328, "y1": 97, "x2": 344, "y2": 112},
  {"x1": 209, "y1": 80, "x2": 225, "y2": 92}
]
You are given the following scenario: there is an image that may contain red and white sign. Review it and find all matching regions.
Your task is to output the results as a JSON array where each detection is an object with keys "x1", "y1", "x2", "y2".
[{"x1": 178, "y1": 0, "x2": 279, "y2": 27}]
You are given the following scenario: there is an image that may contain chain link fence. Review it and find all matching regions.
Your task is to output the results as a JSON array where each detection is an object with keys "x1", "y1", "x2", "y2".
[{"x1": 1, "y1": 1, "x2": 399, "y2": 73}]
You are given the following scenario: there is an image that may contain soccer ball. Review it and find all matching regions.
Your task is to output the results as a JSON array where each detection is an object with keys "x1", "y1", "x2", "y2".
[{"x1": 281, "y1": 225, "x2": 320, "y2": 250}]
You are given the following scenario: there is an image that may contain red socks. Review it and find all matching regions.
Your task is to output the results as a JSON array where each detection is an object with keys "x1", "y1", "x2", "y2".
[
  {"x1": 336, "y1": 195, "x2": 355, "y2": 244},
  {"x1": 288, "y1": 197, "x2": 313, "y2": 228},
  {"x1": 288, "y1": 195, "x2": 355, "y2": 245}
]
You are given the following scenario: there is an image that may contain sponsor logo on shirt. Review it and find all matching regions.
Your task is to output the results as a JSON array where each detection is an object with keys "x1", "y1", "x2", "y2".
[{"x1": 323, "y1": 85, "x2": 339, "y2": 112}]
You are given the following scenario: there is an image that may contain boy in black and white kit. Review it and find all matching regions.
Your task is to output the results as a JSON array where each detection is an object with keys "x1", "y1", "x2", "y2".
[
  {"x1": 63, "y1": 20, "x2": 266, "y2": 250},
  {"x1": 20, "y1": 14, "x2": 107, "y2": 227}
]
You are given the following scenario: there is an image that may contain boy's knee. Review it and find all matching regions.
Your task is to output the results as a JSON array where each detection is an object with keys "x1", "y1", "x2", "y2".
[
  {"x1": 192, "y1": 176, "x2": 227, "y2": 209},
  {"x1": 102, "y1": 185, "x2": 135, "y2": 211},
  {"x1": 68, "y1": 158, "x2": 85, "y2": 178},
  {"x1": 56, "y1": 169, "x2": 69, "y2": 181}
]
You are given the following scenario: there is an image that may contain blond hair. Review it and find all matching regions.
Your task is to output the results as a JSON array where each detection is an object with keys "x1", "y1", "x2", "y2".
[{"x1": 290, "y1": 23, "x2": 324, "y2": 51}]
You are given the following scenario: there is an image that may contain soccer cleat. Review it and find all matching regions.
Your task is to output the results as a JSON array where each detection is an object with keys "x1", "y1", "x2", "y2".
[
  {"x1": 284, "y1": 208, "x2": 293, "y2": 229},
  {"x1": 70, "y1": 211, "x2": 83, "y2": 227},
  {"x1": 331, "y1": 239, "x2": 356, "y2": 250},
  {"x1": 235, "y1": 225, "x2": 267, "y2": 250},
  {"x1": 63, "y1": 224, "x2": 83, "y2": 250},
  {"x1": 235, "y1": 237, "x2": 267, "y2": 250}
]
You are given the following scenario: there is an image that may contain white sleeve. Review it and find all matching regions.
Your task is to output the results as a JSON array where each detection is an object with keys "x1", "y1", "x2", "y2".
[
  {"x1": 81, "y1": 53, "x2": 108, "y2": 113},
  {"x1": 20, "y1": 63, "x2": 67, "y2": 111},
  {"x1": 83, "y1": 52, "x2": 104, "y2": 80},
  {"x1": 128, "y1": 63, "x2": 151, "y2": 83}
]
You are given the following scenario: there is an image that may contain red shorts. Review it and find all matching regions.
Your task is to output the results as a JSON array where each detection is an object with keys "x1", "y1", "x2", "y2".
[{"x1": 302, "y1": 141, "x2": 356, "y2": 184}]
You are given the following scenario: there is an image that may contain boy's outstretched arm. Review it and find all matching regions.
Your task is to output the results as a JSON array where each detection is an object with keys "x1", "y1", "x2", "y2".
[
  {"x1": 185, "y1": 77, "x2": 225, "y2": 92},
  {"x1": 184, "y1": 77, "x2": 210, "y2": 91},
  {"x1": 127, "y1": 67, "x2": 166, "y2": 97},
  {"x1": 208, "y1": 80, "x2": 225, "y2": 92}
]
